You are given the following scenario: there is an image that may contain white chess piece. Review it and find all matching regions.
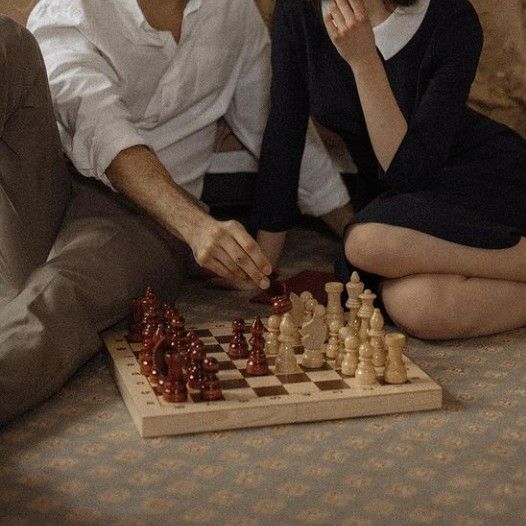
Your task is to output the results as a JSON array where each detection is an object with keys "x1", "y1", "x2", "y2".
[
  {"x1": 325, "y1": 282, "x2": 345, "y2": 326},
  {"x1": 345, "y1": 271, "x2": 364, "y2": 337},
  {"x1": 369, "y1": 308, "x2": 386, "y2": 367},
  {"x1": 337, "y1": 325, "x2": 354, "y2": 369},
  {"x1": 384, "y1": 333, "x2": 408, "y2": 384},
  {"x1": 275, "y1": 313, "x2": 301, "y2": 374},
  {"x1": 357, "y1": 289, "x2": 376, "y2": 343},
  {"x1": 300, "y1": 308, "x2": 327, "y2": 369},
  {"x1": 264, "y1": 315, "x2": 281, "y2": 357},
  {"x1": 355, "y1": 341, "x2": 379, "y2": 386},
  {"x1": 326, "y1": 319, "x2": 343, "y2": 360},
  {"x1": 341, "y1": 334, "x2": 360, "y2": 377},
  {"x1": 302, "y1": 294, "x2": 317, "y2": 324}
]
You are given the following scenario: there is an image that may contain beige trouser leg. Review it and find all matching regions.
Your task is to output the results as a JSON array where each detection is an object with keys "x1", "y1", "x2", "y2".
[
  {"x1": 0, "y1": 18, "x2": 190, "y2": 423},
  {"x1": 0, "y1": 16, "x2": 71, "y2": 303}
]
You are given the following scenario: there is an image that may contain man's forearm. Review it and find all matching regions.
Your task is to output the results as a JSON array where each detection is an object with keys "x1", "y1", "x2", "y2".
[{"x1": 106, "y1": 145, "x2": 209, "y2": 242}]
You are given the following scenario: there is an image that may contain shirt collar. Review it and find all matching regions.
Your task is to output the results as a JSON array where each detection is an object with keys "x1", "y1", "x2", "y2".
[{"x1": 322, "y1": 0, "x2": 431, "y2": 61}]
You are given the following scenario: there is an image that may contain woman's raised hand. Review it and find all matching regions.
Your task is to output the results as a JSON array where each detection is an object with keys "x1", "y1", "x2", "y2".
[{"x1": 324, "y1": 0, "x2": 377, "y2": 70}]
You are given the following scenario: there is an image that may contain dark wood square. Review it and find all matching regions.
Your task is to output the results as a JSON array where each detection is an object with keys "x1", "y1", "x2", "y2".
[
  {"x1": 194, "y1": 329, "x2": 213, "y2": 338},
  {"x1": 293, "y1": 346, "x2": 305, "y2": 355},
  {"x1": 276, "y1": 372, "x2": 310, "y2": 384},
  {"x1": 314, "y1": 380, "x2": 351, "y2": 391},
  {"x1": 204, "y1": 344, "x2": 224, "y2": 354},
  {"x1": 219, "y1": 378, "x2": 250, "y2": 390},
  {"x1": 215, "y1": 335, "x2": 233, "y2": 344},
  {"x1": 217, "y1": 361, "x2": 236, "y2": 371},
  {"x1": 252, "y1": 385, "x2": 288, "y2": 397}
]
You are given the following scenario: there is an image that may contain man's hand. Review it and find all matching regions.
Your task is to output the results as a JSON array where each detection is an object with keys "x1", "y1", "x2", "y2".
[
  {"x1": 107, "y1": 145, "x2": 272, "y2": 289},
  {"x1": 188, "y1": 216, "x2": 272, "y2": 289},
  {"x1": 324, "y1": 0, "x2": 377, "y2": 71}
]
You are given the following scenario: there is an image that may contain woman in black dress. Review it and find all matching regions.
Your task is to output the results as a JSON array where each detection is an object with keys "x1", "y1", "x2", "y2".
[{"x1": 251, "y1": 0, "x2": 526, "y2": 339}]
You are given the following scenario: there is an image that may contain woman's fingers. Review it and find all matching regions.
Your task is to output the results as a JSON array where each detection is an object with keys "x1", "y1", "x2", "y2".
[
  {"x1": 334, "y1": 0, "x2": 356, "y2": 24},
  {"x1": 329, "y1": 3, "x2": 347, "y2": 30},
  {"x1": 348, "y1": 0, "x2": 368, "y2": 21}
]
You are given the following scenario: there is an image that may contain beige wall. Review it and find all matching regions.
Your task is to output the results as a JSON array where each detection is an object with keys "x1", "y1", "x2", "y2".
[{"x1": 1, "y1": 0, "x2": 524, "y2": 138}]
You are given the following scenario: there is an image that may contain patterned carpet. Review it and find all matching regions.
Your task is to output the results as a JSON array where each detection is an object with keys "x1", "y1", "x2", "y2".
[{"x1": 1, "y1": 227, "x2": 525, "y2": 526}]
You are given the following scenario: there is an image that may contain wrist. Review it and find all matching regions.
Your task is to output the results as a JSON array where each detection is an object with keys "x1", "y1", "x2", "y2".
[{"x1": 349, "y1": 52, "x2": 382, "y2": 77}]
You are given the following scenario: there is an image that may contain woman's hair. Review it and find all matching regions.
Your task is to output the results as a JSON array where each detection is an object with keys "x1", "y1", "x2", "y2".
[{"x1": 307, "y1": 0, "x2": 419, "y2": 14}]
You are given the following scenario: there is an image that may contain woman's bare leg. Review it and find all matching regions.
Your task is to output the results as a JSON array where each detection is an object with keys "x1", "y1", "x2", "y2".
[
  {"x1": 380, "y1": 274, "x2": 526, "y2": 340},
  {"x1": 345, "y1": 223, "x2": 526, "y2": 282}
]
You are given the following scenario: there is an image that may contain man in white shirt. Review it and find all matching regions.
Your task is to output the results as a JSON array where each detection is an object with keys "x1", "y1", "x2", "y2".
[{"x1": 0, "y1": 0, "x2": 350, "y2": 422}]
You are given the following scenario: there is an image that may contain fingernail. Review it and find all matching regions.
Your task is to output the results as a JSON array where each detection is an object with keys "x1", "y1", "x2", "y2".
[
  {"x1": 260, "y1": 277, "x2": 270, "y2": 289},
  {"x1": 263, "y1": 265, "x2": 272, "y2": 275}
]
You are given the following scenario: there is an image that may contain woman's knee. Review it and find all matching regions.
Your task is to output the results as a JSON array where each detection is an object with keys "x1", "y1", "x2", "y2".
[
  {"x1": 344, "y1": 223, "x2": 404, "y2": 277},
  {"x1": 382, "y1": 275, "x2": 467, "y2": 340}
]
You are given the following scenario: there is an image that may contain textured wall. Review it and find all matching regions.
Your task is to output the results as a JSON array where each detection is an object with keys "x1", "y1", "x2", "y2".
[{"x1": 1, "y1": 0, "x2": 524, "y2": 138}]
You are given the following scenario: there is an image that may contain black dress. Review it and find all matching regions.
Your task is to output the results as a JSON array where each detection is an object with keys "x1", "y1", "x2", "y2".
[{"x1": 250, "y1": 0, "x2": 526, "y2": 282}]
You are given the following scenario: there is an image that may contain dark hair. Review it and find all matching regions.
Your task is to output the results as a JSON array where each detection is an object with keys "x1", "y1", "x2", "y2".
[{"x1": 307, "y1": 0, "x2": 418, "y2": 14}]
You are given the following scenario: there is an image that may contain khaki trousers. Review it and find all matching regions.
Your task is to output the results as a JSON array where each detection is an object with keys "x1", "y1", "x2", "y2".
[{"x1": 0, "y1": 16, "x2": 189, "y2": 424}]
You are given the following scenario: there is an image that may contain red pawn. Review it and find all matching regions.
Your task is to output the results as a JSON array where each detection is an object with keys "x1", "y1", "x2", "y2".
[
  {"x1": 149, "y1": 335, "x2": 167, "y2": 395},
  {"x1": 228, "y1": 319, "x2": 249, "y2": 359},
  {"x1": 200, "y1": 357, "x2": 222, "y2": 401},
  {"x1": 246, "y1": 317, "x2": 269, "y2": 376},
  {"x1": 163, "y1": 352, "x2": 188, "y2": 403},
  {"x1": 187, "y1": 339, "x2": 206, "y2": 390}
]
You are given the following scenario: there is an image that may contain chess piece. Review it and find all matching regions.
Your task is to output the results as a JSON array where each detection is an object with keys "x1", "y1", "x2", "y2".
[
  {"x1": 275, "y1": 313, "x2": 301, "y2": 374},
  {"x1": 289, "y1": 292, "x2": 304, "y2": 332},
  {"x1": 162, "y1": 351, "x2": 188, "y2": 403},
  {"x1": 201, "y1": 357, "x2": 223, "y2": 401},
  {"x1": 264, "y1": 315, "x2": 281, "y2": 356},
  {"x1": 187, "y1": 338, "x2": 206, "y2": 390},
  {"x1": 228, "y1": 319, "x2": 249, "y2": 359},
  {"x1": 341, "y1": 334, "x2": 360, "y2": 376},
  {"x1": 336, "y1": 325, "x2": 354, "y2": 368},
  {"x1": 325, "y1": 282, "x2": 345, "y2": 326},
  {"x1": 246, "y1": 317, "x2": 269, "y2": 376},
  {"x1": 384, "y1": 333, "x2": 408, "y2": 384},
  {"x1": 326, "y1": 319, "x2": 343, "y2": 360},
  {"x1": 357, "y1": 289, "x2": 376, "y2": 343},
  {"x1": 345, "y1": 271, "x2": 364, "y2": 337},
  {"x1": 272, "y1": 294, "x2": 292, "y2": 316},
  {"x1": 300, "y1": 307, "x2": 327, "y2": 369},
  {"x1": 369, "y1": 309, "x2": 386, "y2": 367},
  {"x1": 355, "y1": 341, "x2": 379, "y2": 386},
  {"x1": 303, "y1": 295, "x2": 318, "y2": 325},
  {"x1": 149, "y1": 335, "x2": 168, "y2": 395}
]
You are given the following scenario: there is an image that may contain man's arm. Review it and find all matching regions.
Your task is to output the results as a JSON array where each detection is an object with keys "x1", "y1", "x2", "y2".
[{"x1": 107, "y1": 145, "x2": 272, "y2": 287}]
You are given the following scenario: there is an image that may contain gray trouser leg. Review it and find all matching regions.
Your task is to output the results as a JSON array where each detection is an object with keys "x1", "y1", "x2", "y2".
[
  {"x1": 0, "y1": 176, "x2": 190, "y2": 424},
  {"x1": 0, "y1": 16, "x2": 71, "y2": 303}
]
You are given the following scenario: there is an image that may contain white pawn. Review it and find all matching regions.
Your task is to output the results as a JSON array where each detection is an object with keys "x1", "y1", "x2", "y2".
[
  {"x1": 357, "y1": 289, "x2": 376, "y2": 343},
  {"x1": 369, "y1": 308, "x2": 386, "y2": 367},
  {"x1": 326, "y1": 319, "x2": 343, "y2": 360},
  {"x1": 384, "y1": 333, "x2": 408, "y2": 384},
  {"x1": 275, "y1": 313, "x2": 301, "y2": 374},
  {"x1": 336, "y1": 325, "x2": 354, "y2": 369},
  {"x1": 355, "y1": 341, "x2": 378, "y2": 386},
  {"x1": 341, "y1": 334, "x2": 360, "y2": 377},
  {"x1": 264, "y1": 314, "x2": 281, "y2": 357}
]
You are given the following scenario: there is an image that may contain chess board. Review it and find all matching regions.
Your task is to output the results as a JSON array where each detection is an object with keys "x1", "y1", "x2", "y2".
[{"x1": 103, "y1": 320, "x2": 442, "y2": 438}]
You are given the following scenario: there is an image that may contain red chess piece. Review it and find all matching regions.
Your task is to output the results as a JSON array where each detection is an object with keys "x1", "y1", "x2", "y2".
[
  {"x1": 163, "y1": 352, "x2": 188, "y2": 403},
  {"x1": 187, "y1": 339, "x2": 206, "y2": 390},
  {"x1": 228, "y1": 319, "x2": 249, "y2": 359},
  {"x1": 272, "y1": 294, "x2": 292, "y2": 316},
  {"x1": 200, "y1": 357, "x2": 222, "y2": 401},
  {"x1": 149, "y1": 336, "x2": 168, "y2": 395},
  {"x1": 246, "y1": 317, "x2": 269, "y2": 376}
]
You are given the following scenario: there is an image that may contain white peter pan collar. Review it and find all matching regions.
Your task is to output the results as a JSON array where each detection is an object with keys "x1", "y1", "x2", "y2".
[{"x1": 322, "y1": 0, "x2": 431, "y2": 61}]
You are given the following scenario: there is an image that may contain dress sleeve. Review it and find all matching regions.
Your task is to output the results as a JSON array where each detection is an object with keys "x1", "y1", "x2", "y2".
[
  {"x1": 379, "y1": 1, "x2": 484, "y2": 191},
  {"x1": 249, "y1": 0, "x2": 310, "y2": 232}
]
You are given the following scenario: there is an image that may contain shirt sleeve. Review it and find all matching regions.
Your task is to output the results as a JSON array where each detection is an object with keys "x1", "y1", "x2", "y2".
[
  {"x1": 379, "y1": 0, "x2": 484, "y2": 192},
  {"x1": 249, "y1": 0, "x2": 311, "y2": 232},
  {"x1": 27, "y1": 5, "x2": 146, "y2": 188}
]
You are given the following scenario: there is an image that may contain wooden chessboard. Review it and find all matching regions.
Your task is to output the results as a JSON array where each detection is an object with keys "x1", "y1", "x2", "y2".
[{"x1": 103, "y1": 320, "x2": 442, "y2": 438}]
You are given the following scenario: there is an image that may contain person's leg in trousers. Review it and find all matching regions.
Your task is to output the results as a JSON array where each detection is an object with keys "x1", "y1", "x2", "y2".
[
  {"x1": 0, "y1": 19, "x2": 190, "y2": 424},
  {"x1": 0, "y1": 16, "x2": 71, "y2": 303}
]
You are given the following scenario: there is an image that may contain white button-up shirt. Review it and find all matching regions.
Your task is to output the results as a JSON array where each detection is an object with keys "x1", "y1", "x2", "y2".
[{"x1": 28, "y1": 0, "x2": 349, "y2": 215}]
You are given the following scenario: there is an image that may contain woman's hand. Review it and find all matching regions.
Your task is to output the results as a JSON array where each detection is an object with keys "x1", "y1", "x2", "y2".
[
  {"x1": 188, "y1": 217, "x2": 272, "y2": 289},
  {"x1": 324, "y1": 0, "x2": 377, "y2": 70}
]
